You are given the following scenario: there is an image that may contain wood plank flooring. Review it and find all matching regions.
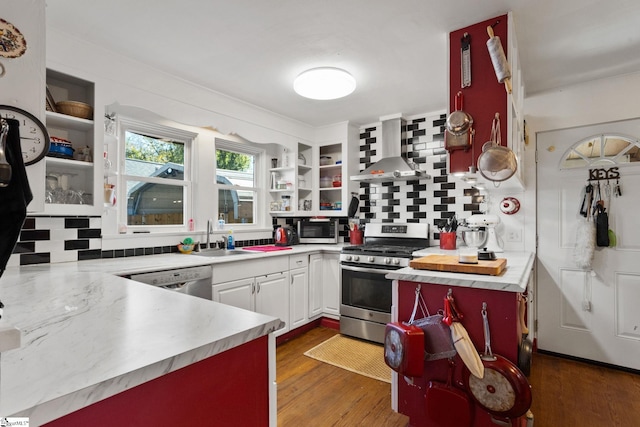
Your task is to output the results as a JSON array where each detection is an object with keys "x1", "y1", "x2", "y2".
[
  {"x1": 528, "y1": 352, "x2": 640, "y2": 427},
  {"x1": 276, "y1": 327, "x2": 408, "y2": 427},
  {"x1": 277, "y1": 327, "x2": 640, "y2": 427}
]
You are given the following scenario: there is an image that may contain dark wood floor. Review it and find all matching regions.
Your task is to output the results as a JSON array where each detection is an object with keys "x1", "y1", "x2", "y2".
[{"x1": 276, "y1": 327, "x2": 640, "y2": 427}]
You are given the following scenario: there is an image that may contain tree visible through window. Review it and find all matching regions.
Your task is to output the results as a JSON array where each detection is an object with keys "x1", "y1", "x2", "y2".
[
  {"x1": 122, "y1": 127, "x2": 191, "y2": 227},
  {"x1": 216, "y1": 145, "x2": 257, "y2": 225}
]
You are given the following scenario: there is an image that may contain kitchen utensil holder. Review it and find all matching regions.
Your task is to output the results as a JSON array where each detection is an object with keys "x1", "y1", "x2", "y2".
[
  {"x1": 349, "y1": 230, "x2": 363, "y2": 245},
  {"x1": 439, "y1": 232, "x2": 457, "y2": 250}
]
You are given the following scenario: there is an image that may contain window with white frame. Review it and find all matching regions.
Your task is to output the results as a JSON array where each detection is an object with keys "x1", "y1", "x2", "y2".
[
  {"x1": 215, "y1": 139, "x2": 261, "y2": 225},
  {"x1": 119, "y1": 118, "x2": 196, "y2": 229}
]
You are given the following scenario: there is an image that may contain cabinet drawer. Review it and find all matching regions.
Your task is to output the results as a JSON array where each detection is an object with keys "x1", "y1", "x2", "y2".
[
  {"x1": 212, "y1": 256, "x2": 289, "y2": 284},
  {"x1": 289, "y1": 254, "x2": 309, "y2": 269}
]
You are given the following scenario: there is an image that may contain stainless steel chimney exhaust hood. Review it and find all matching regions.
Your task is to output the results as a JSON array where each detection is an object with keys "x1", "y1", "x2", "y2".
[{"x1": 350, "y1": 114, "x2": 430, "y2": 182}]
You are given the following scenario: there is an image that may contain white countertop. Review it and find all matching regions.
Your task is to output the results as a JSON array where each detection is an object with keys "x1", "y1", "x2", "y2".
[
  {"x1": 387, "y1": 248, "x2": 535, "y2": 293},
  {"x1": 0, "y1": 244, "x2": 340, "y2": 424}
]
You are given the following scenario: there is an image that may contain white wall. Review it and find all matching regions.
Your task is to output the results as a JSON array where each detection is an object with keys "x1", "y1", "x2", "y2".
[
  {"x1": 46, "y1": 28, "x2": 316, "y2": 148},
  {"x1": 43, "y1": 28, "x2": 322, "y2": 244},
  {"x1": 525, "y1": 72, "x2": 640, "y2": 133}
]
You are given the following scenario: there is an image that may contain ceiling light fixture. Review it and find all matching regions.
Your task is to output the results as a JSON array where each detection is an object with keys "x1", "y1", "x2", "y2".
[{"x1": 293, "y1": 67, "x2": 356, "y2": 100}]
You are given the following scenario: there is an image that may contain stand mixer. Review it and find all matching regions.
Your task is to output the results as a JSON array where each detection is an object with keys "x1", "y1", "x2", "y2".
[{"x1": 466, "y1": 214, "x2": 503, "y2": 253}]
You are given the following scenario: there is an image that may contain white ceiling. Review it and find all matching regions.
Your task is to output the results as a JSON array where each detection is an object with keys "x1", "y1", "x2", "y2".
[{"x1": 46, "y1": 0, "x2": 640, "y2": 127}]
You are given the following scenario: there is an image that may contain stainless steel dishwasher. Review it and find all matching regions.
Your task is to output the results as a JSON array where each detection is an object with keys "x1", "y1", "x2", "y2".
[{"x1": 127, "y1": 265, "x2": 213, "y2": 300}]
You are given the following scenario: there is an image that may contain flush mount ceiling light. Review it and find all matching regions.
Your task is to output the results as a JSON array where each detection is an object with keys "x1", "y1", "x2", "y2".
[{"x1": 293, "y1": 67, "x2": 356, "y2": 100}]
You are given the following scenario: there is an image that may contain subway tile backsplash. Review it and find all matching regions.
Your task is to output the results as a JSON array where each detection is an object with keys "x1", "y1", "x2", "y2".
[
  {"x1": 7, "y1": 215, "x2": 277, "y2": 267},
  {"x1": 357, "y1": 111, "x2": 483, "y2": 242},
  {"x1": 9, "y1": 216, "x2": 104, "y2": 266}
]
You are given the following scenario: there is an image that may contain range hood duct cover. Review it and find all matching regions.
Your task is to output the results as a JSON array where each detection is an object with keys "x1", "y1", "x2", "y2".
[{"x1": 351, "y1": 115, "x2": 431, "y2": 182}]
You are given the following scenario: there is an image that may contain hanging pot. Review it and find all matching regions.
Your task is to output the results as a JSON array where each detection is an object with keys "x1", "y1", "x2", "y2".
[
  {"x1": 477, "y1": 113, "x2": 517, "y2": 182},
  {"x1": 446, "y1": 91, "x2": 473, "y2": 135},
  {"x1": 463, "y1": 302, "x2": 532, "y2": 420}
]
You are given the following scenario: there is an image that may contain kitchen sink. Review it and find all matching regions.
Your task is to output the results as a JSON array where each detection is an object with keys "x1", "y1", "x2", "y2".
[{"x1": 193, "y1": 249, "x2": 246, "y2": 257}]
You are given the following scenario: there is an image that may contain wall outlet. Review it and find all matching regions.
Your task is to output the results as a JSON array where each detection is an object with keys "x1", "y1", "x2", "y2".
[{"x1": 506, "y1": 228, "x2": 523, "y2": 242}]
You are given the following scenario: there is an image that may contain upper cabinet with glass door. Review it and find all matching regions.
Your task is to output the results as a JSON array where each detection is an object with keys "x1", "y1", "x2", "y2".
[{"x1": 44, "y1": 68, "x2": 102, "y2": 215}]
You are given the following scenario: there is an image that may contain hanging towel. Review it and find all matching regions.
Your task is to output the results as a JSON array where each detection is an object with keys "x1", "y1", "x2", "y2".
[{"x1": 0, "y1": 118, "x2": 33, "y2": 277}]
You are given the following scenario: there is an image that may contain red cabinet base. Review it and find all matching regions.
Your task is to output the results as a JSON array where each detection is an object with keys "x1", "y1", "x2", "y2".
[
  {"x1": 45, "y1": 336, "x2": 270, "y2": 427},
  {"x1": 396, "y1": 280, "x2": 528, "y2": 427}
]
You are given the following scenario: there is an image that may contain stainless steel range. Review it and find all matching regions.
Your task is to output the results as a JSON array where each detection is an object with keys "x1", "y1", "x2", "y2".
[{"x1": 340, "y1": 222, "x2": 430, "y2": 343}]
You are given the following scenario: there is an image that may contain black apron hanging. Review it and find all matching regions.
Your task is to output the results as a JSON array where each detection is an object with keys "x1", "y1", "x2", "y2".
[{"x1": 0, "y1": 118, "x2": 33, "y2": 277}]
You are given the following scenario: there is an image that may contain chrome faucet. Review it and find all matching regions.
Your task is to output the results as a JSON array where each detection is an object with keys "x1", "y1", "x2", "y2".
[{"x1": 206, "y1": 218, "x2": 213, "y2": 249}]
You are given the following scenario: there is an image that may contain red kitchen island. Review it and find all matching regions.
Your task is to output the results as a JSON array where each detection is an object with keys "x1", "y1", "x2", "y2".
[
  {"x1": 0, "y1": 261, "x2": 282, "y2": 426},
  {"x1": 387, "y1": 250, "x2": 535, "y2": 427}
]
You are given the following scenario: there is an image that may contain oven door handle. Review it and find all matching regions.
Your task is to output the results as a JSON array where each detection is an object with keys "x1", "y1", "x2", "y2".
[{"x1": 341, "y1": 264, "x2": 399, "y2": 275}]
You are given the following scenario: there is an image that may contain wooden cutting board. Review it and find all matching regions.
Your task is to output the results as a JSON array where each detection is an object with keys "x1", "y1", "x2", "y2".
[{"x1": 409, "y1": 255, "x2": 507, "y2": 276}]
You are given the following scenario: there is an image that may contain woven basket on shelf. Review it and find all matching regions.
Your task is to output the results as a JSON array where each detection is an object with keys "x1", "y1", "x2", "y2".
[{"x1": 55, "y1": 101, "x2": 93, "y2": 120}]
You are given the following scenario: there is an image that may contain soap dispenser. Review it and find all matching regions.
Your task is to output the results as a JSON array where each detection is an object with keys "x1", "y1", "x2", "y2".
[{"x1": 227, "y1": 229, "x2": 235, "y2": 250}]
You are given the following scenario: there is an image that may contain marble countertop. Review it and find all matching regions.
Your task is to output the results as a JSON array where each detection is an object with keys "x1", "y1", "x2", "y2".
[
  {"x1": 0, "y1": 244, "x2": 340, "y2": 424},
  {"x1": 389, "y1": 248, "x2": 535, "y2": 293}
]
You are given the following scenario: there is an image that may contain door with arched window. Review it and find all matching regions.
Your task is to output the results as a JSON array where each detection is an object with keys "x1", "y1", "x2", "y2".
[{"x1": 537, "y1": 118, "x2": 640, "y2": 370}]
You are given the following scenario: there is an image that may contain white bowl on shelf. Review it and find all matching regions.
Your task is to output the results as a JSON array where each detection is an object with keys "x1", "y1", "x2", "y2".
[{"x1": 320, "y1": 156, "x2": 332, "y2": 166}]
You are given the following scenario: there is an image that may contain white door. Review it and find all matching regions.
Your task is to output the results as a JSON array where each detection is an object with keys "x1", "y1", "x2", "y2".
[{"x1": 537, "y1": 119, "x2": 640, "y2": 370}]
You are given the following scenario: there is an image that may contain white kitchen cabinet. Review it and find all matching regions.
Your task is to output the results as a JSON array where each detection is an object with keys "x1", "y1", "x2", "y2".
[
  {"x1": 212, "y1": 252, "x2": 340, "y2": 332},
  {"x1": 44, "y1": 68, "x2": 102, "y2": 215},
  {"x1": 213, "y1": 277, "x2": 255, "y2": 312},
  {"x1": 322, "y1": 253, "x2": 341, "y2": 318},
  {"x1": 289, "y1": 254, "x2": 309, "y2": 329},
  {"x1": 255, "y1": 272, "x2": 290, "y2": 335},
  {"x1": 212, "y1": 256, "x2": 290, "y2": 336},
  {"x1": 308, "y1": 253, "x2": 324, "y2": 319}
]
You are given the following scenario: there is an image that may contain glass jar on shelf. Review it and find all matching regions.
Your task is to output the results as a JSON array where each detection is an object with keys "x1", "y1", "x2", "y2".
[{"x1": 281, "y1": 195, "x2": 291, "y2": 211}]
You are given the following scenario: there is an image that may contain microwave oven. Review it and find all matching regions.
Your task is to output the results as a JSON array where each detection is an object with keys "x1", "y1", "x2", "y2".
[{"x1": 298, "y1": 218, "x2": 339, "y2": 244}]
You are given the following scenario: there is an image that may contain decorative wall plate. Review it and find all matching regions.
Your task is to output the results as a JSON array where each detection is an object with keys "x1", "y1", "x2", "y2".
[{"x1": 0, "y1": 18, "x2": 27, "y2": 58}]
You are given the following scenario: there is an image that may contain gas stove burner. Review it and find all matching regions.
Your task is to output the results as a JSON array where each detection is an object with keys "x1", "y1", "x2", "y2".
[
  {"x1": 342, "y1": 244, "x2": 416, "y2": 257},
  {"x1": 342, "y1": 223, "x2": 430, "y2": 256}
]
